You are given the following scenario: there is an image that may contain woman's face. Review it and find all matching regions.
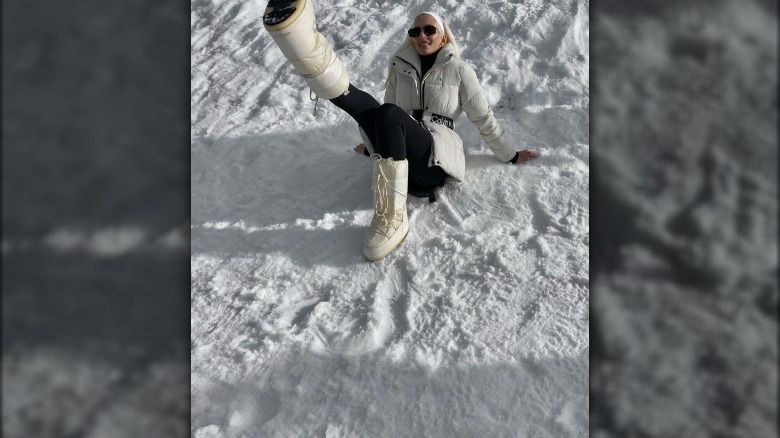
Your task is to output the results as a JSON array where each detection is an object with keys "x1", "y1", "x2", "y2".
[{"x1": 411, "y1": 14, "x2": 446, "y2": 56}]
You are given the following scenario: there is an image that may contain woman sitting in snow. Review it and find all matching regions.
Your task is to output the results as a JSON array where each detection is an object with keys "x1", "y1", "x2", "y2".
[{"x1": 263, "y1": 1, "x2": 538, "y2": 261}]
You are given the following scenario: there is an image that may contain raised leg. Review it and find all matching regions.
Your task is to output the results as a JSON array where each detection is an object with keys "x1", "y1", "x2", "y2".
[{"x1": 263, "y1": 0, "x2": 349, "y2": 99}]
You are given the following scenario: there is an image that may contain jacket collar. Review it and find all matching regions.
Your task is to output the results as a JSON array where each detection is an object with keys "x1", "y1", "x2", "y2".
[{"x1": 396, "y1": 44, "x2": 456, "y2": 74}]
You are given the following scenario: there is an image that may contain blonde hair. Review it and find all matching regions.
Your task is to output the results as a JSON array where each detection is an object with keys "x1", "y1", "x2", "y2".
[{"x1": 384, "y1": 13, "x2": 460, "y2": 89}]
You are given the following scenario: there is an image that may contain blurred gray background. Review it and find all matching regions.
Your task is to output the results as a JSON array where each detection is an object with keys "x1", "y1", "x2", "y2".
[
  {"x1": 590, "y1": 0, "x2": 778, "y2": 436},
  {"x1": 2, "y1": 0, "x2": 190, "y2": 436}
]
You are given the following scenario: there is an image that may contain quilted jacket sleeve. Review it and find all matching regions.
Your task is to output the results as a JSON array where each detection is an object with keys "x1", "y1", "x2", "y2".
[{"x1": 458, "y1": 63, "x2": 516, "y2": 163}]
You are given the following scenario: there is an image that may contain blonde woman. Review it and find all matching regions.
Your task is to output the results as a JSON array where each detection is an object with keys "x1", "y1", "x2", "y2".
[{"x1": 264, "y1": 0, "x2": 538, "y2": 261}]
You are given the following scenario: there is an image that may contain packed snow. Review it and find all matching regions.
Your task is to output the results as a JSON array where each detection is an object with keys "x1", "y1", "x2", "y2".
[{"x1": 191, "y1": 0, "x2": 589, "y2": 436}]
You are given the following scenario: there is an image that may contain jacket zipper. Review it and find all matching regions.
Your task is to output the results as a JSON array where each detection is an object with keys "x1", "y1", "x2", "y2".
[
  {"x1": 396, "y1": 57, "x2": 424, "y2": 110},
  {"x1": 419, "y1": 65, "x2": 439, "y2": 111},
  {"x1": 397, "y1": 54, "x2": 453, "y2": 112}
]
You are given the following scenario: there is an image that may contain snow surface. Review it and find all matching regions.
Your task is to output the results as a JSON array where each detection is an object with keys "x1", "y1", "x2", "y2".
[
  {"x1": 192, "y1": 0, "x2": 589, "y2": 436},
  {"x1": 589, "y1": 2, "x2": 777, "y2": 437}
]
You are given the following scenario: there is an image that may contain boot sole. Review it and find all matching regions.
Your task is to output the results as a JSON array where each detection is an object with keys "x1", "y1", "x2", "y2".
[
  {"x1": 364, "y1": 228, "x2": 409, "y2": 262},
  {"x1": 263, "y1": 0, "x2": 307, "y2": 31}
]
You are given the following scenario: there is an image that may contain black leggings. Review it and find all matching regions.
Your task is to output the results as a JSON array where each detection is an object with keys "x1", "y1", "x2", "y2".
[{"x1": 330, "y1": 84, "x2": 447, "y2": 190}]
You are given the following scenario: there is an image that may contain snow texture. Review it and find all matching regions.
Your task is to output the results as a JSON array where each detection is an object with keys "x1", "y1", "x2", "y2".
[
  {"x1": 192, "y1": 0, "x2": 589, "y2": 437},
  {"x1": 589, "y1": 1, "x2": 778, "y2": 437}
]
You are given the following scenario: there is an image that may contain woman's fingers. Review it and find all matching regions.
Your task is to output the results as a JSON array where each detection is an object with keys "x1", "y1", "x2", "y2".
[
  {"x1": 517, "y1": 149, "x2": 540, "y2": 163},
  {"x1": 354, "y1": 143, "x2": 366, "y2": 154}
]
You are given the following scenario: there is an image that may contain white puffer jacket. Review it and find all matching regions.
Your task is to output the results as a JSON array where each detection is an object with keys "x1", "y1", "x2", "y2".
[{"x1": 382, "y1": 44, "x2": 516, "y2": 181}]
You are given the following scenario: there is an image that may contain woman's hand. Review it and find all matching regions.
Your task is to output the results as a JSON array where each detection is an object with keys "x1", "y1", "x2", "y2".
[
  {"x1": 515, "y1": 149, "x2": 539, "y2": 164},
  {"x1": 354, "y1": 143, "x2": 367, "y2": 154}
]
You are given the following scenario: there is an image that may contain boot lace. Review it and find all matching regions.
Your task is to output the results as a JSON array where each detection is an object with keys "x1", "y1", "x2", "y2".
[
  {"x1": 310, "y1": 90, "x2": 319, "y2": 115},
  {"x1": 307, "y1": 33, "x2": 331, "y2": 116},
  {"x1": 370, "y1": 155, "x2": 405, "y2": 239}
]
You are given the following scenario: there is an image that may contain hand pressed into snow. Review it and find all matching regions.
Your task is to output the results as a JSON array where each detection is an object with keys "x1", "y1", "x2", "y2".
[
  {"x1": 354, "y1": 143, "x2": 367, "y2": 154},
  {"x1": 516, "y1": 149, "x2": 540, "y2": 164}
]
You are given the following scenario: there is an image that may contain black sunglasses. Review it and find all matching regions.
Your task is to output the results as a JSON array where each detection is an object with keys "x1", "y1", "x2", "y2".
[{"x1": 407, "y1": 25, "x2": 439, "y2": 38}]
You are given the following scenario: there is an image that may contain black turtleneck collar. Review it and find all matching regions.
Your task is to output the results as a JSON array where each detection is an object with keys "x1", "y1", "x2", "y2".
[{"x1": 419, "y1": 51, "x2": 439, "y2": 79}]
